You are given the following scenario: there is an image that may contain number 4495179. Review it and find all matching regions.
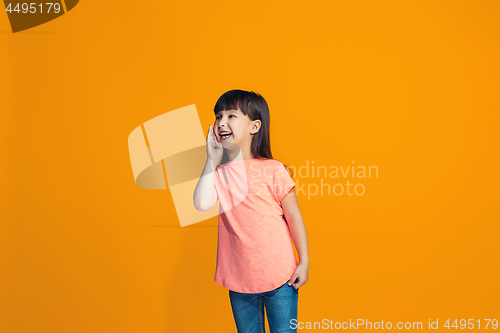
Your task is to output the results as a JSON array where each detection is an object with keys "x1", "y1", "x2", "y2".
[
  {"x1": 5, "y1": 3, "x2": 62, "y2": 14},
  {"x1": 444, "y1": 319, "x2": 498, "y2": 329}
]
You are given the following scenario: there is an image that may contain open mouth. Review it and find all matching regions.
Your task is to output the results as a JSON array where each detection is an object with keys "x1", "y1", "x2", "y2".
[{"x1": 220, "y1": 132, "x2": 232, "y2": 141}]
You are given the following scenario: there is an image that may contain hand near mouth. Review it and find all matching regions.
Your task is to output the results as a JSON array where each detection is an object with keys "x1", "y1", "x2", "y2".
[{"x1": 207, "y1": 124, "x2": 223, "y2": 168}]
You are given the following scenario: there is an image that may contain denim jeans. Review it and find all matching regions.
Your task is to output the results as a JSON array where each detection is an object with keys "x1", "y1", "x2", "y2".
[{"x1": 229, "y1": 281, "x2": 299, "y2": 333}]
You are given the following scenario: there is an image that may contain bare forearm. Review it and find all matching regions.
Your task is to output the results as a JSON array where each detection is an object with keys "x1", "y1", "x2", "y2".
[
  {"x1": 193, "y1": 159, "x2": 218, "y2": 211},
  {"x1": 288, "y1": 216, "x2": 309, "y2": 264}
]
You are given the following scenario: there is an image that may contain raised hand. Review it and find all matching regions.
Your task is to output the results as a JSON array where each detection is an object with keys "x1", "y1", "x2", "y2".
[{"x1": 207, "y1": 124, "x2": 223, "y2": 168}]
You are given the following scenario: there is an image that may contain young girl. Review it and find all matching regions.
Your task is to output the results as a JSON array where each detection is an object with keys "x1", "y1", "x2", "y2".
[{"x1": 193, "y1": 89, "x2": 309, "y2": 332}]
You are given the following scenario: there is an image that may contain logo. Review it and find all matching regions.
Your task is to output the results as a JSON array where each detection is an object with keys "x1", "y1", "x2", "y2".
[{"x1": 128, "y1": 104, "x2": 222, "y2": 227}]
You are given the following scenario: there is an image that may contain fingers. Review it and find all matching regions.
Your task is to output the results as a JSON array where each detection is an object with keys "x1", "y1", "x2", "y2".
[
  {"x1": 289, "y1": 275, "x2": 306, "y2": 289},
  {"x1": 208, "y1": 124, "x2": 221, "y2": 146},
  {"x1": 212, "y1": 125, "x2": 220, "y2": 143},
  {"x1": 291, "y1": 278, "x2": 301, "y2": 289},
  {"x1": 208, "y1": 125, "x2": 217, "y2": 144}
]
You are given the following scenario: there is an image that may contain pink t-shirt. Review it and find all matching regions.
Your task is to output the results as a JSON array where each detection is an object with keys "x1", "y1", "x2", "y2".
[{"x1": 213, "y1": 158, "x2": 298, "y2": 293}]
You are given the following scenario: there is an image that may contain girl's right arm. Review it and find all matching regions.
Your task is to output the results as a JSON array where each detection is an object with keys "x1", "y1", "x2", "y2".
[{"x1": 193, "y1": 124, "x2": 223, "y2": 211}]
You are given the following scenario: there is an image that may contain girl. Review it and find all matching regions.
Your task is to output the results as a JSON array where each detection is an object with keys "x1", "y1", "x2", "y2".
[{"x1": 193, "y1": 89, "x2": 309, "y2": 332}]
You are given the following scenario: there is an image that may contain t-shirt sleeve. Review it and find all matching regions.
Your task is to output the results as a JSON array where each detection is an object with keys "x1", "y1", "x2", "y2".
[{"x1": 274, "y1": 163, "x2": 296, "y2": 203}]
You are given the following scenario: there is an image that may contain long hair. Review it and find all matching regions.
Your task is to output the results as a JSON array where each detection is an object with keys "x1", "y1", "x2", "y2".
[{"x1": 213, "y1": 89, "x2": 294, "y2": 177}]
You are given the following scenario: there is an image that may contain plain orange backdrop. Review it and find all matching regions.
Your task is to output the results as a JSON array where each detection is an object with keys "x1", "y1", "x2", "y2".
[{"x1": 0, "y1": 1, "x2": 499, "y2": 332}]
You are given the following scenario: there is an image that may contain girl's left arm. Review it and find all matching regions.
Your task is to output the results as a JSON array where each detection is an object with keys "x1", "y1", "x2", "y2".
[{"x1": 282, "y1": 188, "x2": 309, "y2": 289}]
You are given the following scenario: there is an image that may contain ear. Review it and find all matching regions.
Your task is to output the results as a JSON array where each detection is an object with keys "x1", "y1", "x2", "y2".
[{"x1": 251, "y1": 120, "x2": 262, "y2": 135}]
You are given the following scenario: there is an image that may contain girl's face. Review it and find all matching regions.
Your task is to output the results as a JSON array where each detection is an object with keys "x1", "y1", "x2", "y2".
[{"x1": 214, "y1": 109, "x2": 260, "y2": 149}]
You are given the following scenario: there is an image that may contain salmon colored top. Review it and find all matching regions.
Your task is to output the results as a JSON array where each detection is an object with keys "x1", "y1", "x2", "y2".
[{"x1": 213, "y1": 158, "x2": 298, "y2": 293}]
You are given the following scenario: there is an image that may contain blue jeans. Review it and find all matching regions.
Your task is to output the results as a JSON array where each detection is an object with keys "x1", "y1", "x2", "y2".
[{"x1": 229, "y1": 281, "x2": 299, "y2": 333}]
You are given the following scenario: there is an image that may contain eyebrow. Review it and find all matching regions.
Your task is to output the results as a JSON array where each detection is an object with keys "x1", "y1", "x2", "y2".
[{"x1": 216, "y1": 110, "x2": 239, "y2": 116}]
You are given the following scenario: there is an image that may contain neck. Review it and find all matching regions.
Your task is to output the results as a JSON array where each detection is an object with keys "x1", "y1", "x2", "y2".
[{"x1": 227, "y1": 149, "x2": 255, "y2": 161}]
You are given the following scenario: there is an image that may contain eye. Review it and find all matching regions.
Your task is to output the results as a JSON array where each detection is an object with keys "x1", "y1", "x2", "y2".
[
  {"x1": 229, "y1": 115, "x2": 236, "y2": 118},
  {"x1": 216, "y1": 116, "x2": 221, "y2": 120}
]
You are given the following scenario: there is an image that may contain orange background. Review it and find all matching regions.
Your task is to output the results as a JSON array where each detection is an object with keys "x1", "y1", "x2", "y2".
[{"x1": 1, "y1": 1, "x2": 499, "y2": 332}]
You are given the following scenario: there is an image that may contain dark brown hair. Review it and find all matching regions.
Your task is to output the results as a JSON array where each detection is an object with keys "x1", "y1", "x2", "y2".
[{"x1": 214, "y1": 89, "x2": 293, "y2": 177}]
